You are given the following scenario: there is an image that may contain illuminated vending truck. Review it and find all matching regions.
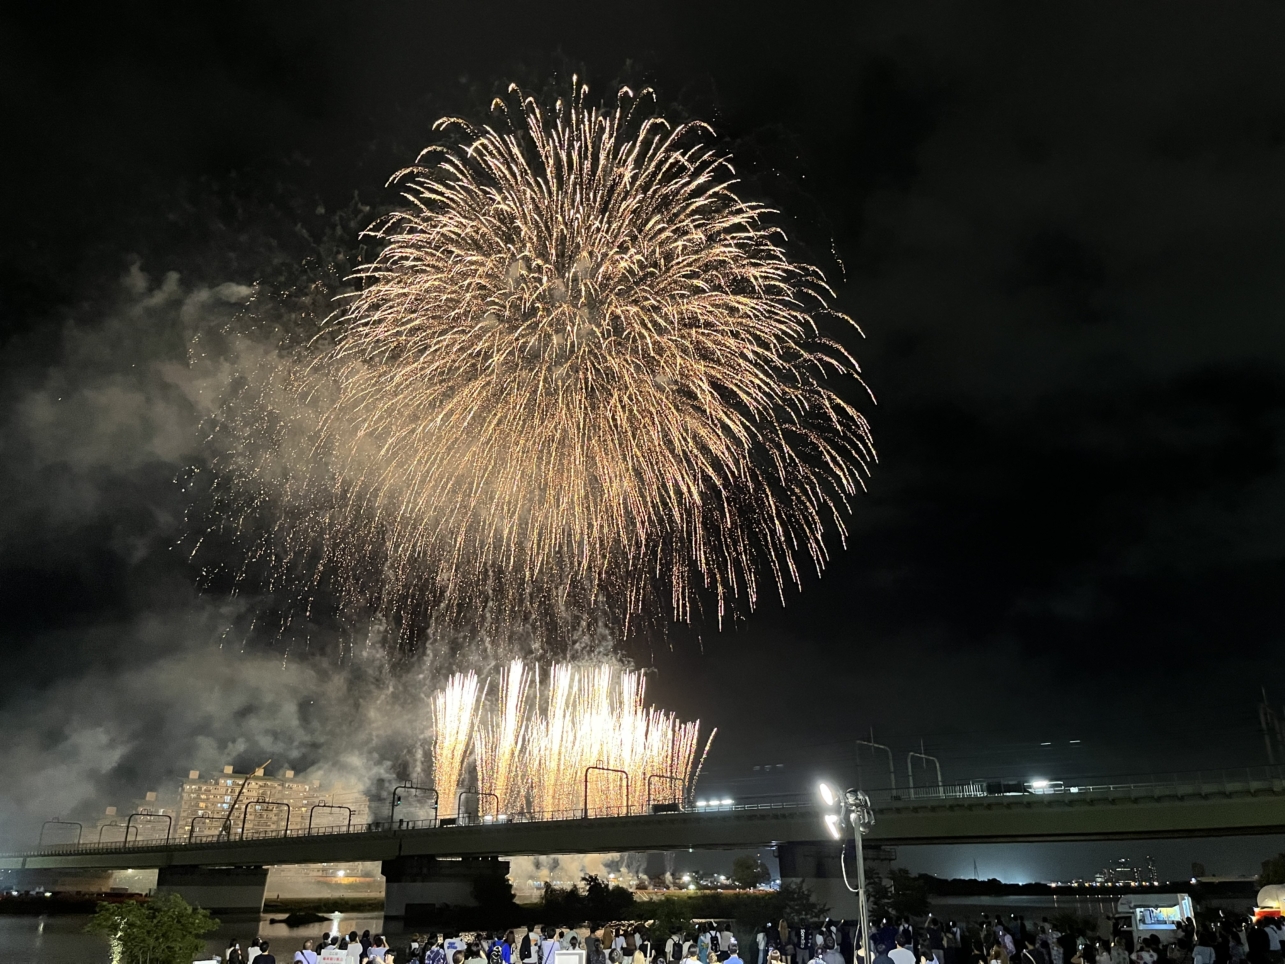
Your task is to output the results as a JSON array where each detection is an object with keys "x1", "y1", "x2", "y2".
[{"x1": 1114, "y1": 894, "x2": 1196, "y2": 947}]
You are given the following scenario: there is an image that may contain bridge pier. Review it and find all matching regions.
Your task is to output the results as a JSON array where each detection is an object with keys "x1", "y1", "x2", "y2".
[
  {"x1": 155, "y1": 865, "x2": 268, "y2": 916},
  {"x1": 382, "y1": 855, "x2": 509, "y2": 918},
  {"x1": 777, "y1": 842, "x2": 891, "y2": 918}
]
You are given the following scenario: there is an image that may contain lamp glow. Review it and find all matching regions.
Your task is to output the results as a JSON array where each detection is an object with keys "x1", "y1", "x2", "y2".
[
  {"x1": 818, "y1": 782, "x2": 835, "y2": 806},
  {"x1": 824, "y1": 813, "x2": 841, "y2": 839}
]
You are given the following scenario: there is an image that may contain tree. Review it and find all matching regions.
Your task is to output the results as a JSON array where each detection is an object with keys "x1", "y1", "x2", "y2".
[
  {"x1": 473, "y1": 873, "x2": 519, "y2": 914},
  {"x1": 541, "y1": 874, "x2": 636, "y2": 925},
  {"x1": 780, "y1": 881, "x2": 829, "y2": 922},
  {"x1": 583, "y1": 873, "x2": 637, "y2": 920},
  {"x1": 541, "y1": 884, "x2": 585, "y2": 924},
  {"x1": 87, "y1": 893, "x2": 219, "y2": 964},
  {"x1": 886, "y1": 869, "x2": 929, "y2": 918},
  {"x1": 731, "y1": 857, "x2": 771, "y2": 890}
]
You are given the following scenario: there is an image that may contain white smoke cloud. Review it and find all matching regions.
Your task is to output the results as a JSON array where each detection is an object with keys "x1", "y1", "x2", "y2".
[{"x1": 0, "y1": 260, "x2": 447, "y2": 845}]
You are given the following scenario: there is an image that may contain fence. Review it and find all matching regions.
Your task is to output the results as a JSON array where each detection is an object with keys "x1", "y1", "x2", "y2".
[{"x1": 16, "y1": 766, "x2": 1285, "y2": 860}]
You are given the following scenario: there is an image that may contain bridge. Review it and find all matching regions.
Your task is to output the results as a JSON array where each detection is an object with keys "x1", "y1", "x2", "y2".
[{"x1": 6, "y1": 770, "x2": 1285, "y2": 916}]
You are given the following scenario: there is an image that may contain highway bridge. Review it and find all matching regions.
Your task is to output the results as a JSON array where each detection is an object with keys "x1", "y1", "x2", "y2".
[{"x1": 5, "y1": 772, "x2": 1284, "y2": 916}]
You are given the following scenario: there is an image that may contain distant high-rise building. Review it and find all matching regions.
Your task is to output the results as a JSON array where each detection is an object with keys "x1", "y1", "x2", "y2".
[
  {"x1": 1091, "y1": 856, "x2": 1157, "y2": 887},
  {"x1": 176, "y1": 766, "x2": 367, "y2": 839},
  {"x1": 93, "y1": 805, "x2": 132, "y2": 844},
  {"x1": 92, "y1": 790, "x2": 178, "y2": 842}
]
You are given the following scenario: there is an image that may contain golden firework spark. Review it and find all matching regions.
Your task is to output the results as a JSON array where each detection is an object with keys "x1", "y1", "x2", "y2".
[
  {"x1": 446, "y1": 661, "x2": 708, "y2": 819},
  {"x1": 473, "y1": 659, "x2": 532, "y2": 815},
  {"x1": 225, "y1": 80, "x2": 874, "y2": 642},
  {"x1": 431, "y1": 670, "x2": 485, "y2": 817}
]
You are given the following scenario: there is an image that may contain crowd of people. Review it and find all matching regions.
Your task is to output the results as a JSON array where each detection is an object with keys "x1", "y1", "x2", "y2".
[
  {"x1": 222, "y1": 930, "x2": 398, "y2": 964},
  {"x1": 217, "y1": 923, "x2": 747, "y2": 964},
  {"x1": 213, "y1": 911, "x2": 1285, "y2": 964},
  {"x1": 849, "y1": 911, "x2": 1285, "y2": 964}
]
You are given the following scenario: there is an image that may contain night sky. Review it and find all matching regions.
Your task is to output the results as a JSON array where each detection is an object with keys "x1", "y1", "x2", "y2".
[{"x1": 3, "y1": 2, "x2": 1285, "y2": 878}]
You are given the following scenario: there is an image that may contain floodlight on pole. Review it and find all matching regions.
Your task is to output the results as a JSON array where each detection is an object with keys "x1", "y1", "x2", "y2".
[{"x1": 817, "y1": 783, "x2": 874, "y2": 964}]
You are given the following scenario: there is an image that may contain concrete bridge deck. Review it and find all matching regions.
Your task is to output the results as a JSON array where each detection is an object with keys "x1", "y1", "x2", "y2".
[{"x1": 7, "y1": 773, "x2": 1285, "y2": 873}]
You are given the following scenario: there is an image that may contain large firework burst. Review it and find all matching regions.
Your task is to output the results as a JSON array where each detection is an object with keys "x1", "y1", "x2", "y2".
[{"x1": 218, "y1": 82, "x2": 873, "y2": 644}]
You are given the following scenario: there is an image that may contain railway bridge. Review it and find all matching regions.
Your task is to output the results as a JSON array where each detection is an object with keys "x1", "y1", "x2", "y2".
[{"x1": 6, "y1": 772, "x2": 1285, "y2": 916}]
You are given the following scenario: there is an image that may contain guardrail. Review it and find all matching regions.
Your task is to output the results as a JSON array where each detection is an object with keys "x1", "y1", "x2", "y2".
[
  {"x1": 17, "y1": 766, "x2": 1285, "y2": 860},
  {"x1": 9, "y1": 798, "x2": 816, "y2": 860},
  {"x1": 872, "y1": 765, "x2": 1285, "y2": 805}
]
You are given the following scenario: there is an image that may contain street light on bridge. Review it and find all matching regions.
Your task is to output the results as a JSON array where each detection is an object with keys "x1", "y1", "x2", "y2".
[{"x1": 817, "y1": 782, "x2": 874, "y2": 963}]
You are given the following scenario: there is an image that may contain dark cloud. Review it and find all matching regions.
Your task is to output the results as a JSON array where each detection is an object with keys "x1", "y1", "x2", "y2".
[{"x1": 2, "y1": 1, "x2": 1284, "y2": 879}]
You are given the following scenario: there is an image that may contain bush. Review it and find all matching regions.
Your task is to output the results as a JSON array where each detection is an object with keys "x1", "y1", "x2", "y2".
[
  {"x1": 646, "y1": 895, "x2": 695, "y2": 939},
  {"x1": 87, "y1": 893, "x2": 219, "y2": 964}
]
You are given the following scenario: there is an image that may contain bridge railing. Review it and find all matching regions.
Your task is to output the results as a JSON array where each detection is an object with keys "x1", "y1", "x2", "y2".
[
  {"x1": 17, "y1": 766, "x2": 1285, "y2": 859},
  {"x1": 865, "y1": 764, "x2": 1285, "y2": 805},
  {"x1": 9, "y1": 797, "x2": 817, "y2": 859}
]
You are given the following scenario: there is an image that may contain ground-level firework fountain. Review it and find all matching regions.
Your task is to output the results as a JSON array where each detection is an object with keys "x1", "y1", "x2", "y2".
[{"x1": 428, "y1": 661, "x2": 712, "y2": 820}]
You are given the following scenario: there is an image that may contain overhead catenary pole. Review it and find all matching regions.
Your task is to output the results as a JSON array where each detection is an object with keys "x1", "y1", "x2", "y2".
[
  {"x1": 221, "y1": 759, "x2": 271, "y2": 840},
  {"x1": 856, "y1": 731, "x2": 896, "y2": 795},
  {"x1": 907, "y1": 743, "x2": 942, "y2": 798}
]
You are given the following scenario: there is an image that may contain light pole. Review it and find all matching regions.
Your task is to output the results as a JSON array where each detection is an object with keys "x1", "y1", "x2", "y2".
[{"x1": 819, "y1": 783, "x2": 874, "y2": 964}]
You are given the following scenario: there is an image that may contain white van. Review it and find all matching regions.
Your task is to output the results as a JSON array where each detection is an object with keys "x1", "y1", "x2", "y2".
[{"x1": 1114, "y1": 894, "x2": 1195, "y2": 946}]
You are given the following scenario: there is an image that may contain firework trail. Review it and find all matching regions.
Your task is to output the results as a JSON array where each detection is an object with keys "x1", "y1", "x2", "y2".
[
  {"x1": 431, "y1": 670, "x2": 485, "y2": 817},
  {"x1": 528, "y1": 664, "x2": 579, "y2": 814},
  {"x1": 216, "y1": 80, "x2": 874, "y2": 644},
  {"x1": 444, "y1": 661, "x2": 707, "y2": 819},
  {"x1": 473, "y1": 659, "x2": 532, "y2": 814}
]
